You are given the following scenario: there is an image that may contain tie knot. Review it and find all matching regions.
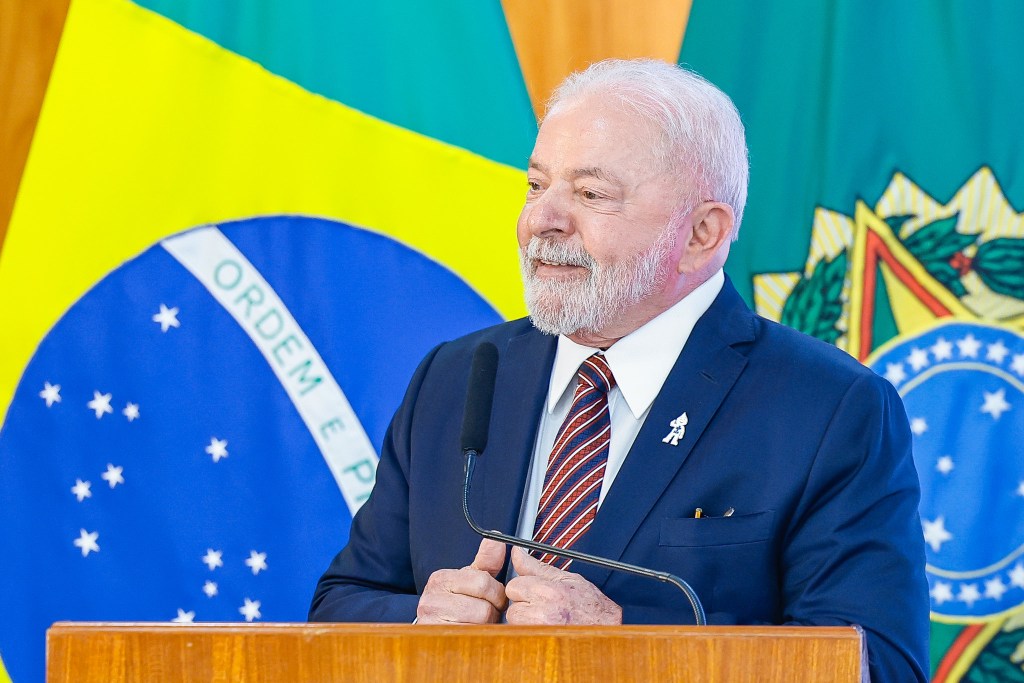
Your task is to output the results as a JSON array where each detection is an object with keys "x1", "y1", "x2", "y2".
[{"x1": 578, "y1": 354, "x2": 616, "y2": 394}]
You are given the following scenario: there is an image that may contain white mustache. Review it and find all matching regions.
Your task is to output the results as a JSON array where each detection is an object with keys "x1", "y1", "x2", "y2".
[{"x1": 524, "y1": 238, "x2": 595, "y2": 269}]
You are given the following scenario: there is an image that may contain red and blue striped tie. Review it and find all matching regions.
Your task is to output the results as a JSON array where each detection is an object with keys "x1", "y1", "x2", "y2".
[{"x1": 532, "y1": 354, "x2": 615, "y2": 568}]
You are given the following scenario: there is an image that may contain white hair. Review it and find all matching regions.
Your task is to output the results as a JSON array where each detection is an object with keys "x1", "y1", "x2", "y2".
[{"x1": 546, "y1": 59, "x2": 749, "y2": 237}]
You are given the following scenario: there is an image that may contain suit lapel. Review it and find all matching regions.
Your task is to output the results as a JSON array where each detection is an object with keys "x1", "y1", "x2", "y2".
[
  {"x1": 471, "y1": 328, "x2": 555, "y2": 539},
  {"x1": 572, "y1": 280, "x2": 756, "y2": 589}
]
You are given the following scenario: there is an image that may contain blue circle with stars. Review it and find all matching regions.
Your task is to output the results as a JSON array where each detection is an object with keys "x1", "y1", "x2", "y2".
[
  {"x1": 0, "y1": 216, "x2": 504, "y2": 682},
  {"x1": 868, "y1": 321, "x2": 1024, "y2": 619}
]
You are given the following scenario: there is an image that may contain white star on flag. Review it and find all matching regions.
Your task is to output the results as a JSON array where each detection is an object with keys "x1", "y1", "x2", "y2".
[
  {"x1": 71, "y1": 479, "x2": 92, "y2": 502},
  {"x1": 930, "y1": 581, "x2": 954, "y2": 605},
  {"x1": 981, "y1": 388, "x2": 1011, "y2": 420},
  {"x1": 957, "y1": 334, "x2": 982, "y2": 358},
  {"x1": 1010, "y1": 563, "x2": 1024, "y2": 588},
  {"x1": 203, "y1": 581, "x2": 219, "y2": 598},
  {"x1": 74, "y1": 529, "x2": 100, "y2": 557},
  {"x1": 931, "y1": 337, "x2": 954, "y2": 361},
  {"x1": 206, "y1": 437, "x2": 229, "y2": 463},
  {"x1": 907, "y1": 347, "x2": 930, "y2": 371},
  {"x1": 246, "y1": 550, "x2": 268, "y2": 575},
  {"x1": 936, "y1": 456, "x2": 954, "y2": 475},
  {"x1": 202, "y1": 549, "x2": 224, "y2": 571},
  {"x1": 39, "y1": 382, "x2": 61, "y2": 407},
  {"x1": 171, "y1": 609, "x2": 195, "y2": 624},
  {"x1": 152, "y1": 304, "x2": 181, "y2": 332},
  {"x1": 910, "y1": 418, "x2": 928, "y2": 436},
  {"x1": 923, "y1": 516, "x2": 953, "y2": 552},
  {"x1": 87, "y1": 391, "x2": 113, "y2": 419},
  {"x1": 987, "y1": 341, "x2": 1010, "y2": 364},
  {"x1": 1013, "y1": 354, "x2": 1024, "y2": 377},
  {"x1": 1017, "y1": 482, "x2": 1024, "y2": 498},
  {"x1": 101, "y1": 464, "x2": 124, "y2": 488},
  {"x1": 240, "y1": 598, "x2": 262, "y2": 622},
  {"x1": 957, "y1": 583, "x2": 981, "y2": 607},
  {"x1": 985, "y1": 577, "x2": 1008, "y2": 601},
  {"x1": 123, "y1": 402, "x2": 140, "y2": 421},
  {"x1": 884, "y1": 362, "x2": 907, "y2": 385}
]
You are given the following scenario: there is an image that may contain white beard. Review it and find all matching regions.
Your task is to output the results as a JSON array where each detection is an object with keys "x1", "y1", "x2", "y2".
[{"x1": 519, "y1": 227, "x2": 677, "y2": 336}]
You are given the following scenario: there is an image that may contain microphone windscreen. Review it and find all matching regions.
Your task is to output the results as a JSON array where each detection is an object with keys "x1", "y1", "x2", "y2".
[{"x1": 460, "y1": 342, "x2": 499, "y2": 453}]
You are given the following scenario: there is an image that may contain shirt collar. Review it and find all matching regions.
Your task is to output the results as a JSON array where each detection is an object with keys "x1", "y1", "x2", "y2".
[{"x1": 546, "y1": 269, "x2": 725, "y2": 418}]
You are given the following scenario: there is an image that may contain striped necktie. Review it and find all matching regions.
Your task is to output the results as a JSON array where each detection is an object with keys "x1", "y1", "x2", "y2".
[{"x1": 532, "y1": 353, "x2": 615, "y2": 568}]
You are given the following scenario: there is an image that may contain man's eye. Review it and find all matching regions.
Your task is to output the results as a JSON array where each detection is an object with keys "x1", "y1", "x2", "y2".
[
  {"x1": 527, "y1": 180, "x2": 542, "y2": 192},
  {"x1": 581, "y1": 189, "x2": 601, "y2": 200}
]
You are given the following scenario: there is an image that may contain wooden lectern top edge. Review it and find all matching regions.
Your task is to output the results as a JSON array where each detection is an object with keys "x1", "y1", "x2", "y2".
[{"x1": 49, "y1": 621, "x2": 862, "y2": 641}]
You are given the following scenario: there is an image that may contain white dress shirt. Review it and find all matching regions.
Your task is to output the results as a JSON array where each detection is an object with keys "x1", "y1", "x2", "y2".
[{"x1": 514, "y1": 269, "x2": 725, "y2": 540}]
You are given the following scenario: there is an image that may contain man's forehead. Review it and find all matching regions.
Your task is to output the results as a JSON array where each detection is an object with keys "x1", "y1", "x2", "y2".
[{"x1": 534, "y1": 98, "x2": 667, "y2": 165}]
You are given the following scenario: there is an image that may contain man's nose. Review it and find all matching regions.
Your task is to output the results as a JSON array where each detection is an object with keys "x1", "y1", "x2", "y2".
[{"x1": 526, "y1": 186, "x2": 573, "y2": 237}]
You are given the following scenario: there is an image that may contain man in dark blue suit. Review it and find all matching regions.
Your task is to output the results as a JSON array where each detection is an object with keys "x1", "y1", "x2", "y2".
[{"x1": 311, "y1": 59, "x2": 929, "y2": 682}]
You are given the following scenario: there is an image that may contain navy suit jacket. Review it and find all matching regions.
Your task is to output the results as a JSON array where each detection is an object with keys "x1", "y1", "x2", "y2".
[{"x1": 310, "y1": 278, "x2": 929, "y2": 682}]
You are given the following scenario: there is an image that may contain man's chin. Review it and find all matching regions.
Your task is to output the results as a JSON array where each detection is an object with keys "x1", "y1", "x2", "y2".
[{"x1": 525, "y1": 300, "x2": 599, "y2": 337}]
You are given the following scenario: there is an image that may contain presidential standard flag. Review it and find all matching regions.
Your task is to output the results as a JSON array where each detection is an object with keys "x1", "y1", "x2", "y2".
[{"x1": 681, "y1": 2, "x2": 1024, "y2": 679}]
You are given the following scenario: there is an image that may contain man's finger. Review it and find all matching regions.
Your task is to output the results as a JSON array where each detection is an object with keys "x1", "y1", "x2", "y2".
[
  {"x1": 505, "y1": 574, "x2": 558, "y2": 604},
  {"x1": 510, "y1": 546, "x2": 567, "y2": 579},
  {"x1": 417, "y1": 590, "x2": 501, "y2": 624},
  {"x1": 469, "y1": 538, "x2": 507, "y2": 578},
  {"x1": 425, "y1": 565, "x2": 508, "y2": 611},
  {"x1": 453, "y1": 566, "x2": 508, "y2": 612},
  {"x1": 418, "y1": 567, "x2": 507, "y2": 622},
  {"x1": 505, "y1": 599, "x2": 565, "y2": 625}
]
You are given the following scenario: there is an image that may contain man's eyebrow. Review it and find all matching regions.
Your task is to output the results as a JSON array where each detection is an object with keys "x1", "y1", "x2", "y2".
[
  {"x1": 569, "y1": 166, "x2": 622, "y2": 184},
  {"x1": 526, "y1": 160, "x2": 623, "y2": 186}
]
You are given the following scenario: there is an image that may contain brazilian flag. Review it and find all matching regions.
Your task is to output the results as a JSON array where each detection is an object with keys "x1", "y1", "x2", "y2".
[
  {"x1": 0, "y1": 1, "x2": 534, "y2": 680},
  {"x1": 682, "y1": 3, "x2": 1024, "y2": 680}
]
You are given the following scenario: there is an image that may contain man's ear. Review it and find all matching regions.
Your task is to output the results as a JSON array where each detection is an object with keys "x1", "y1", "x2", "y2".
[{"x1": 678, "y1": 202, "x2": 734, "y2": 275}]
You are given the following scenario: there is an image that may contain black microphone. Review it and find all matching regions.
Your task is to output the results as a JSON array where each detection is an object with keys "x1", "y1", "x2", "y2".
[
  {"x1": 459, "y1": 342, "x2": 707, "y2": 626},
  {"x1": 460, "y1": 341, "x2": 499, "y2": 454}
]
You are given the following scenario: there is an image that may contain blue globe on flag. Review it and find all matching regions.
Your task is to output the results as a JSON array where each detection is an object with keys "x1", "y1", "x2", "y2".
[
  {"x1": 868, "y1": 322, "x2": 1024, "y2": 621},
  {"x1": 0, "y1": 215, "x2": 504, "y2": 682}
]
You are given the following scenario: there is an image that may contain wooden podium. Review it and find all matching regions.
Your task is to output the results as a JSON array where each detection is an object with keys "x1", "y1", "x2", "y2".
[{"x1": 47, "y1": 622, "x2": 865, "y2": 682}]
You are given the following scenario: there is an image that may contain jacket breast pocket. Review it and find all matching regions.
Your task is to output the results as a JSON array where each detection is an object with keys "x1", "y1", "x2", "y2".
[{"x1": 658, "y1": 511, "x2": 775, "y2": 547}]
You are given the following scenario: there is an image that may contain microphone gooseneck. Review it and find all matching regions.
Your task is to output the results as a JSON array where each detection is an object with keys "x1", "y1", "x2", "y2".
[
  {"x1": 458, "y1": 343, "x2": 707, "y2": 627},
  {"x1": 462, "y1": 451, "x2": 706, "y2": 626}
]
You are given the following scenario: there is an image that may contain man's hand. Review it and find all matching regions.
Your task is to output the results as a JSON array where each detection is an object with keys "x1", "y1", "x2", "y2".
[
  {"x1": 416, "y1": 538, "x2": 508, "y2": 624},
  {"x1": 505, "y1": 547, "x2": 623, "y2": 625}
]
